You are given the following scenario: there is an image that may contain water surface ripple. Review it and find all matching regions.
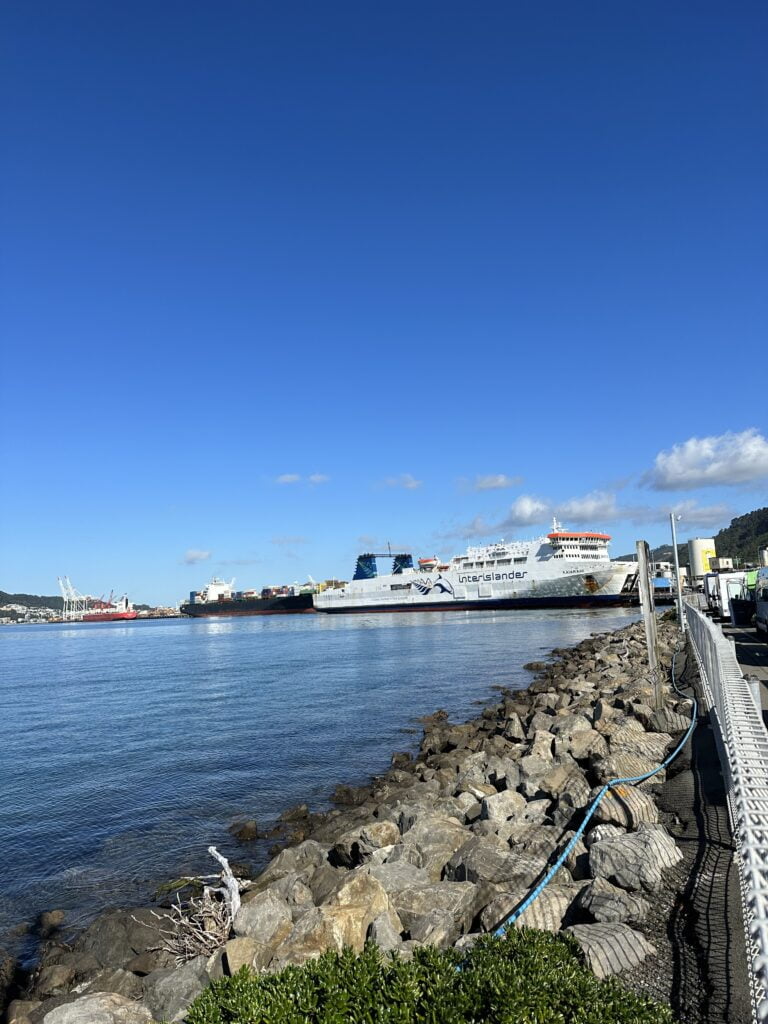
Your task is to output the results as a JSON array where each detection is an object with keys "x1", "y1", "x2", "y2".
[{"x1": 0, "y1": 608, "x2": 638, "y2": 954}]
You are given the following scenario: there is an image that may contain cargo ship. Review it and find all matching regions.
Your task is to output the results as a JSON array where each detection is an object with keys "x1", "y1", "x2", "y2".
[
  {"x1": 180, "y1": 577, "x2": 316, "y2": 617},
  {"x1": 81, "y1": 594, "x2": 139, "y2": 622},
  {"x1": 313, "y1": 522, "x2": 638, "y2": 614}
]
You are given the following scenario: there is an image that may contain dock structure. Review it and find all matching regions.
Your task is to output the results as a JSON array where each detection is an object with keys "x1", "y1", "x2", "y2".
[{"x1": 684, "y1": 599, "x2": 768, "y2": 1022}]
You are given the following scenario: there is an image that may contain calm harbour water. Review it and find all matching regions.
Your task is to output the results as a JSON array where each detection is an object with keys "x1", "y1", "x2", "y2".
[{"x1": 0, "y1": 607, "x2": 639, "y2": 957}]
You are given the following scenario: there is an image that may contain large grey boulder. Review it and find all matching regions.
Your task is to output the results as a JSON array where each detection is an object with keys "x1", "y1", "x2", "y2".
[
  {"x1": 32, "y1": 965, "x2": 76, "y2": 999},
  {"x1": 82, "y1": 969, "x2": 144, "y2": 1001},
  {"x1": 391, "y1": 882, "x2": 479, "y2": 945},
  {"x1": 480, "y1": 790, "x2": 526, "y2": 825},
  {"x1": 534, "y1": 764, "x2": 591, "y2": 809},
  {"x1": 400, "y1": 815, "x2": 470, "y2": 880},
  {"x1": 273, "y1": 874, "x2": 398, "y2": 966},
  {"x1": 549, "y1": 714, "x2": 593, "y2": 741},
  {"x1": 564, "y1": 923, "x2": 655, "y2": 979},
  {"x1": 223, "y1": 937, "x2": 260, "y2": 975},
  {"x1": 576, "y1": 877, "x2": 650, "y2": 925},
  {"x1": 500, "y1": 712, "x2": 526, "y2": 742},
  {"x1": 329, "y1": 821, "x2": 401, "y2": 867},
  {"x1": 141, "y1": 955, "x2": 208, "y2": 1023},
  {"x1": 479, "y1": 884, "x2": 583, "y2": 933},
  {"x1": 589, "y1": 825, "x2": 683, "y2": 892},
  {"x1": 368, "y1": 860, "x2": 432, "y2": 894},
  {"x1": 592, "y1": 784, "x2": 659, "y2": 829},
  {"x1": 560, "y1": 729, "x2": 608, "y2": 762},
  {"x1": 366, "y1": 911, "x2": 403, "y2": 952},
  {"x1": 484, "y1": 756, "x2": 520, "y2": 792},
  {"x1": 41, "y1": 994, "x2": 153, "y2": 1023},
  {"x1": 233, "y1": 888, "x2": 293, "y2": 946},
  {"x1": 446, "y1": 836, "x2": 547, "y2": 889},
  {"x1": 269, "y1": 908, "x2": 344, "y2": 968},
  {"x1": 527, "y1": 731, "x2": 554, "y2": 760},
  {"x1": 649, "y1": 707, "x2": 691, "y2": 734},
  {"x1": 247, "y1": 840, "x2": 328, "y2": 891},
  {"x1": 527, "y1": 711, "x2": 555, "y2": 736},
  {"x1": 594, "y1": 752, "x2": 664, "y2": 788},
  {"x1": 70, "y1": 910, "x2": 171, "y2": 971},
  {"x1": 584, "y1": 824, "x2": 625, "y2": 848},
  {"x1": 608, "y1": 724, "x2": 673, "y2": 762}
]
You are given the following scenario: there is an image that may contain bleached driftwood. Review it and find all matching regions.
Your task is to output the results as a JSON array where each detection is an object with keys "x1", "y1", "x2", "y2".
[
  {"x1": 207, "y1": 845, "x2": 241, "y2": 920},
  {"x1": 146, "y1": 847, "x2": 244, "y2": 964}
]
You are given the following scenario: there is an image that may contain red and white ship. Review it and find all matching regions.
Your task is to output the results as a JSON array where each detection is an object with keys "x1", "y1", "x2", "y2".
[{"x1": 81, "y1": 594, "x2": 138, "y2": 622}]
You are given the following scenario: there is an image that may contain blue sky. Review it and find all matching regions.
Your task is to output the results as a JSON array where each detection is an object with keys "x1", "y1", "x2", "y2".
[{"x1": 2, "y1": 1, "x2": 766, "y2": 604}]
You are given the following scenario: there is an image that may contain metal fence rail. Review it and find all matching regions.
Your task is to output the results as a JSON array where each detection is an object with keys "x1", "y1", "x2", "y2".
[{"x1": 685, "y1": 600, "x2": 768, "y2": 1022}]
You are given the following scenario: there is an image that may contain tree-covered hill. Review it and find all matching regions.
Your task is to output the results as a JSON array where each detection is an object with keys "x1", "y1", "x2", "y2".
[
  {"x1": 0, "y1": 590, "x2": 63, "y2": 610},
  {"x1": 713, "y1": 507, "x2": 768, "y2": 564},
  {"x1": 616, "y1": 506, "x2": 768, "y2": 567}
]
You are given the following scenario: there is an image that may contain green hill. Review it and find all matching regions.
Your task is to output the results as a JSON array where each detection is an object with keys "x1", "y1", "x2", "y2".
[
  {"x1": 616, "y1": 506, "x2": 768, "y2": 567},
  {"x1": 0, "y1": 590, "x2": 63, "y2": 610},
  {"x1": 712, "y1": 507, "x2": 768, "y2": 565}
]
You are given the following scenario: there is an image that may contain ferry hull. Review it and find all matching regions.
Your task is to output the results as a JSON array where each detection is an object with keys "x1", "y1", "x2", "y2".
[
  {"x1": 181, "y1": 594, "x2": 315, "y2": 617},
  {"x1": 316, "y1": 594, "x2": 632, "y2": 614}
]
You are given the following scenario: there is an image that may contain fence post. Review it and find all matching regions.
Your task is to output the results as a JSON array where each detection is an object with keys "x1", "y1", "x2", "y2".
[{"x1": 636, "y1": 540, "x2": 662, "y2": 710}]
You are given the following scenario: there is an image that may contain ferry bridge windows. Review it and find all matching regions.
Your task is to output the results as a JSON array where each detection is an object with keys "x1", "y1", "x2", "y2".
[{"x1": 514, "y1": 557, "x2": 527, "y2": 564}]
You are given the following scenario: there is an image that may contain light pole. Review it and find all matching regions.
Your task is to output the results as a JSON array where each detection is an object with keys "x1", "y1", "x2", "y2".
[{"x1": 670, "y1": 512, "x2": 685, "y2": 633}]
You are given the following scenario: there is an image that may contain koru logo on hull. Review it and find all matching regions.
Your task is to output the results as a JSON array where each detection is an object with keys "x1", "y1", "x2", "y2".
[{"x1": 411, "y1": 575, "x2": 456, "y2": 597}]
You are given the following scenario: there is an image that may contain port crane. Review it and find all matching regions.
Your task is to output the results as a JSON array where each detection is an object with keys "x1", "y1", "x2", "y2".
[{"x1": 57, "y1": 577, "x2": 90, "y2": 621}]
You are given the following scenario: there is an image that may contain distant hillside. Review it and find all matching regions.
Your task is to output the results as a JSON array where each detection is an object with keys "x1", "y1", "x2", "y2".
[
  {"x1": 0, "y1": 591, "x2": 63, "y2": 610},
  {"x1": 713, "y1": 507, "x2": 768, "y2": 564},
  {"x1": 614, "y1": 543, "x2": 688, "y2": 565},
  {"x1": 0, "y1": 591, "x2": 156, "y2": 612},
  {"x1": 616, "y1": 507, "x2": 768, "y2": 567}
]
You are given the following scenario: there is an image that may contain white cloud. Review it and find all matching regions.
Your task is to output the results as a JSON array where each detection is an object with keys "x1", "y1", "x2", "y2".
[
  {"x1": 498, "y1": 495, "x2": 551, "y2": 529},
  {"x1": 309, "y1": 473, "x2": 330, "y2": 485},
  {"x1": 276, "y1": 473, "x2": 301, "y2": 484},
  {"x1": 621, "y1": 500, "x2": 732, "y2": 530},
  {"x1": 643, "y1": 429, "x2": 768, "y2": 490},
  {"x1": 271, "y1": 535, "x2": 308, "y2": 546},
  {"x1": 473, "y1": 474, "x2": 523, "y2": 491},
  {"x1": 556, "y1": 491, "x2": 618, "y2": 524},
  {"x1": 183, "y1": 549, "x2": 211, "y2": 565},
  {"x1": 385, "y1": 473, "x2": 423, "y2": 490}
]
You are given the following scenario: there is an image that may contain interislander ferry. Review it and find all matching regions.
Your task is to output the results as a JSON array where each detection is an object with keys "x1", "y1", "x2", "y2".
[{"x1": 313, "y1": 521, "x2": 638, "y2": 614}]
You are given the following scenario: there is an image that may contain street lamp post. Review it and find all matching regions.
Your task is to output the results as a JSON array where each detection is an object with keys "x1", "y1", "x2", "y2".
[{"x1": 670, "y1": 513, "x2": 686, "y2": 633}]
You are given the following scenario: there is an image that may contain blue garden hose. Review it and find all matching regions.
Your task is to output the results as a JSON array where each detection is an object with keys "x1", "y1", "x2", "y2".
[{"x1": 494, "y1": 643, "x2": 696, "y2": 936}]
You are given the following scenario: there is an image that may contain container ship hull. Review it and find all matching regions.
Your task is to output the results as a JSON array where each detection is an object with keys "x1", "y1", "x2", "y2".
[{"x1": 181, "y1": 594, "x2": 315, "y2": 617}]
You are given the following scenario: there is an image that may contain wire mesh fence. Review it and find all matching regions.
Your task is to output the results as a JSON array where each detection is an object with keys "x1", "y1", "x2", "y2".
[{"x1": 685, "y1": 600, "x2": 768, "y2": 1022}]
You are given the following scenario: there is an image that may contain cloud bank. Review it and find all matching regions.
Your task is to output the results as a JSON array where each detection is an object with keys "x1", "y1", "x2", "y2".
[{"x1": 643, "y1": 429, "x2": 768, "y2": 490}]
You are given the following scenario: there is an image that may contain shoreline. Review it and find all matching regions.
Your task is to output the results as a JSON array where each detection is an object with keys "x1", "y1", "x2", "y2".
[{"x1": 6, "y1": 615, "x2": 734, "y2": 1024}]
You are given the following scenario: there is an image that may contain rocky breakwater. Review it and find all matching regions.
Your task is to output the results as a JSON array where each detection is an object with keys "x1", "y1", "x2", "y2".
[{"x1": 9, "y1": 618, "x2": 692, "y2": 1024}]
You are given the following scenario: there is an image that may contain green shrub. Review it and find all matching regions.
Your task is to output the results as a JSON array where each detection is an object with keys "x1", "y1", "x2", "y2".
[{"x1": 186, "y1": 931, "x2": 673, "y2": 1024}]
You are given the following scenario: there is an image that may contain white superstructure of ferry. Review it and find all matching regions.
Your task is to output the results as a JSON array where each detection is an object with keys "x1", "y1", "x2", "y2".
[{"x1": 313, "y1": 521, "x2": 637, "y2": 614}]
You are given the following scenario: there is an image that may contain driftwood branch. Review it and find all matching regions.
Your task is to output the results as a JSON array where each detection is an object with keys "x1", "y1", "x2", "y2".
[
  {"x1": 207, "y1": 845, "x2": 241, "y2": 920},
  {"x1": 145, "y1": 847, "x2": 244, "y2": 965}
]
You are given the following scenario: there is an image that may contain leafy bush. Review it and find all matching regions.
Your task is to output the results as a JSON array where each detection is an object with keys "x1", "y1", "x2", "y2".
[{"x1": 187, "y1": 930, "x2": 672, "y2": 1024}]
